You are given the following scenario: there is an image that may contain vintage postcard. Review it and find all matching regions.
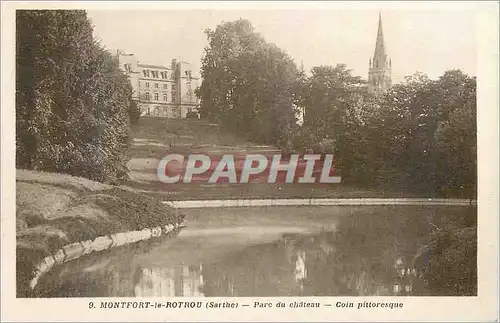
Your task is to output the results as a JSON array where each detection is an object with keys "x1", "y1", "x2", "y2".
[{"x1": 1, "y1": 1, "x2": 498, "y2": 322}]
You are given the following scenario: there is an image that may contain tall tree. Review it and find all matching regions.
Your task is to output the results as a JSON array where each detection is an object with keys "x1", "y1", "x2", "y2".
[
  {"x1": 294, "y1": 68, "x2": 476, "y2": 197},
  {"x1": 198, "y1": 19, "x2": 300, "y2": 149},
  {"x1": 367, "y1": 71, "x2": 476, "y2": 196},
  {"x1": 434, "y1": 72, "x2": 477, "y2": 197},
  {"x1": 16, "y1": 10, "x2": 135, "y2": 182},
  {"x1": 295, "y1": 64, "x2": 368, "y2": 180}
]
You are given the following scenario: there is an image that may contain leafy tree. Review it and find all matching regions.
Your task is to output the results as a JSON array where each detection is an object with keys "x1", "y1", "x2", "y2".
[
  {"x1": 295, "y1": 65, "x2": 370, "y2": 181},
  {"x1": 294, "y1": 67, "x2": 476, "y2": 197},
  {"x1": 434, "y1": 74, "x2": 476, "y2": 198},
  {"x1": 198, "y1": 19, "x2": 300, "y2": 149},
  {"x1": 365, "y1": 71, "x2": 476, "y2": 196},
  {"x1": 16, "y1": 10, "x2": 134, "y2": 182},
  {"x1": 370, "y1": 73, "x2": 438, "y2": 191}
]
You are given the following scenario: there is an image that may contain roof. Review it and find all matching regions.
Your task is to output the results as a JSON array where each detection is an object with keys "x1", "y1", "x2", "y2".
[
  {"x1": 138, "y1": 63, "x2": 171, "y2": 70},
  {"x1": 373, "y1": 13, "x2": 387, "y2": 62}
]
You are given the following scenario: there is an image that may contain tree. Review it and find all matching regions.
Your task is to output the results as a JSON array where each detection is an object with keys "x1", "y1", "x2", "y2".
[
  {"x1": 434, "y1": 74, "x2": 476, "y2": 198},
  {"x1": 294, "y1": 67, "x2": 476, "y2": 197},
  {"x1": 197, "y1": 19, "x2": 300, "y2": 149},
  {"x1": 295, "y1": 64, "x2": 369, "y2": 181},
  {"x1": 16, "y1": 10, "x2": 134, "y2": 182},
  {"x1": 370, "y1": 73, "x2": 439, "y2": 191},
  {"x1": 366, "y1": 70, "x2": 476, "y2": 196}
]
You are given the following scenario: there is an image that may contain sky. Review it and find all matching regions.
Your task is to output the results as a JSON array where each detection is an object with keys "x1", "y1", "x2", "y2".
[{"x1": 87, "y1": 8, "x2": 476, "y2": 84}]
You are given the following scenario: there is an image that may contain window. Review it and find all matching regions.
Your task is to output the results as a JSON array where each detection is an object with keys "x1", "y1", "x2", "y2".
[
  {"x1": 163, "y1": 94, "x2": 167, "y2": 101},
  {"x1": 146, "y1": 82, "x2": 150, "y2": 88},
  {"x1": 155, "y1": 83, "x2": 158, "y2": 88},
  {"x1": 143, "y1": 70, "x2": 147, "y2": 77},
  {"x1": 163, "y1": 84, "x2": 168, "y2": 89},
  {"x1": 145, "y1": 92, "x2": 150, "y2": 100},
  {"x1": 146, "y1": 107, "x2": 151, "y2": 115},
  {"x1": 146, "y1": 70, "x2": 150, "y2": 77},
  {"x1": 154, "y1": 92, "x2": 158, "y2": 101},
  {"x1": 155, "y1": 70, "x2": 159, "y2": 78}
]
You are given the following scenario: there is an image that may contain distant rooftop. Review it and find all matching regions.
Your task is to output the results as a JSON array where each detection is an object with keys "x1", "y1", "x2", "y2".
[{"x1": 138, "y1": 63, "x2": 171, "y2": 70}]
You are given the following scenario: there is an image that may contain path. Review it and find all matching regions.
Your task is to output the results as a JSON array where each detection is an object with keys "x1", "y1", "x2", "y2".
[{"x1": 165, "y1": 198, "x2": 476, "y2": 208}]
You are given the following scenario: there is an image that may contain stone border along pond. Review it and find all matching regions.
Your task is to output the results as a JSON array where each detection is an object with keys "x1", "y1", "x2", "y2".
[{"x1": 29, "y1": 221, "x2": 186, "y2": 291}]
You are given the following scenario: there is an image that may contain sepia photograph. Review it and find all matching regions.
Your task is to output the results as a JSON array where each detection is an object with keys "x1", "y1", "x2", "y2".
[{"x1": 1, "y1": 1, "x2": 498, "y2": 322}]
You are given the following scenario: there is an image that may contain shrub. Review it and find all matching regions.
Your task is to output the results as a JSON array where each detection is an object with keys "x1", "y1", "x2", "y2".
[
  {"x1": 185, "y1": 111, "x2": 199, "y2": 119},
  {"x1": 128, "y1": 100, "x2": 141, "y2": 125}
]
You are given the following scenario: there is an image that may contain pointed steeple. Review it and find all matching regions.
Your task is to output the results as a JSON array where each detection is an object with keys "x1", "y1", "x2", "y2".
[
  {"x1": 368, "y1": 12, "x2": 392, "y2": 94},
  {"x1": 373, "y1": 12, "x2": 387, "y2": 69}
]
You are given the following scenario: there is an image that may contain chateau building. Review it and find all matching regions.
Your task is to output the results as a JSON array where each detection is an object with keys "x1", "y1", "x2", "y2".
[
  {"x1": 117, "y1": 50, "x2": 200, "y2": 118},
  {"x1": 368, "y1": 13, "x2": 392, "y2": 94}
]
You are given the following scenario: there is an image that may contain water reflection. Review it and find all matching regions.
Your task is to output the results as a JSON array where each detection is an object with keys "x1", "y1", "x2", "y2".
[
  {"x1": 129, "y1": 231, "x2": 427, "y2": 297},
  {"x1": 43, "y1": 230, "x2": 430, "y2": 297},
  {"x1": 134, "y1": 265, "x2": 204, "y2": 297}
]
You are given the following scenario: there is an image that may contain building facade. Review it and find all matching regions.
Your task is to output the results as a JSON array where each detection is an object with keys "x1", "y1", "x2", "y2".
[
  {"x1": 368, "y1": 13, "x2": 392, "y2": 94},
  {"x1": 117, "y1": 50, "x2": 200, "y2": 118}
]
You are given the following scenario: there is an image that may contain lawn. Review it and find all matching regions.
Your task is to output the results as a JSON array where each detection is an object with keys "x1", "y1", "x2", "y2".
[
  {"x1": 16, "y1": 169, "x2": 184, "y2": 297},
  {"x1": 126, "y1": 117, "x2": 420, "y2": 200}
]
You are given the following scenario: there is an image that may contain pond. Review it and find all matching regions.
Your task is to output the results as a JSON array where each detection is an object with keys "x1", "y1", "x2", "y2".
[{"x1": 32, "y1": 206, "x2": 476, "y2": 297}]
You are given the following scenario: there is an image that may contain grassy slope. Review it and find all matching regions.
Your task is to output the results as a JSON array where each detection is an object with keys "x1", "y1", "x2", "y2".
[
  {"x1": 16, "y1": 169, "x2": 184, "y2": 296},
  {"x1": 126, "y1": 117, "x2": 421, "y2": 200}
]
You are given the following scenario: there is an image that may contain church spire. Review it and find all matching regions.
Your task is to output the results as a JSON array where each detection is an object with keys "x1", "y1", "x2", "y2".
[
  {"x1": 368, "y1": 12, "x2": 392, "y2": 94},
  {"x1": 373, "y1": 12, "x2": 386, "y2": 68}
]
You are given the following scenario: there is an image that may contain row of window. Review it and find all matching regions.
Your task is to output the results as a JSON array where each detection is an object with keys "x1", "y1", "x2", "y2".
[
  {"x1": 144, "y1": 92, "x2": 177, "y2": 102},
  {"x1": 144, "y1": 107, "x2": 177, "y2": 116},
  {"x1": 142, "y1": 69, "x2": 171, "y2": 79},
  {"x1": 140, "y1": 82, "x2": 177, "y2": 91},
  {"x1": 144, "y1": 106, "x2": 195, "y2": 116}
]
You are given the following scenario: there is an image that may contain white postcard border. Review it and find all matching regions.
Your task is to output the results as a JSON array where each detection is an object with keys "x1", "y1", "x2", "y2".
[{"x1": 1, "y1": 1, "x2": 498, "y2": 322}]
